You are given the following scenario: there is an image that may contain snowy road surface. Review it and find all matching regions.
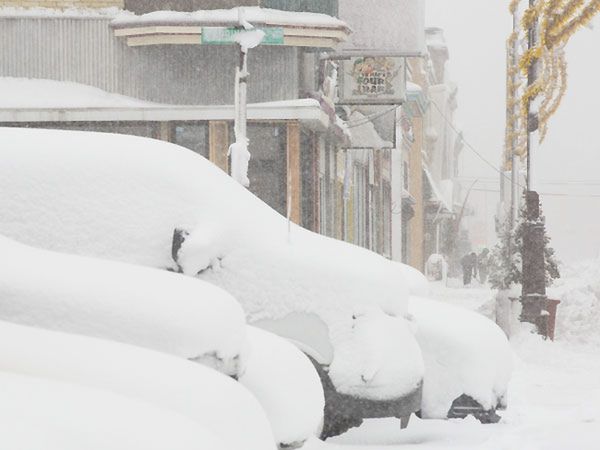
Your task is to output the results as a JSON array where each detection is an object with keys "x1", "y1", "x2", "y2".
[{"x1": 306, "y1": 281, "x2": 600, "y2": 449}]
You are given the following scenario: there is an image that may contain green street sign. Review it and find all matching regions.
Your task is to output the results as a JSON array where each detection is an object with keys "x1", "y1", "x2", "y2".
[{"x1": 202, "y1": 27, "x2": 285, "y2": 45}]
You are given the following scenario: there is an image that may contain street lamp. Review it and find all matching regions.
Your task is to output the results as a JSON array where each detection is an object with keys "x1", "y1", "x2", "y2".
[{"x1": 229, "y1": 8, "x2": 265, "y2": 188}]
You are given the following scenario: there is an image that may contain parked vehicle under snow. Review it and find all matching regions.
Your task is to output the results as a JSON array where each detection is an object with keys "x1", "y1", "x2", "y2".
[
  {"x1": 0, "y1": 320, "x2": 276, "y2": 450},
  {"x1": 0, "y1": 127, "x2": 424, "y2": 436},
  {"x1": 0, "y1": 234, "x2": 324, "y2": 448},
  {"x1": 0, "y1": 370, "x2": 228, "y2": 450}
]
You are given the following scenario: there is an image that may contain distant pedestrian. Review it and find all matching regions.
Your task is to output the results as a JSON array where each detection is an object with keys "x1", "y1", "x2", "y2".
[
  {"x1": 461, "y1": 252, "x2": 477, "y2": 286},
  {"x1": 478, "y1": 248, "x2": 490, "y2": 284}
]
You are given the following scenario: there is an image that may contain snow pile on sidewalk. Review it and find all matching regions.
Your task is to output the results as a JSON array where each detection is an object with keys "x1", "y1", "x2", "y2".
[
  {"x1": 0, "y1": 234, "x2": 247, "y2": 377},
  {"x1": 0, "y1": 371, "x2": 226, "y2": 450},
  {"x1": 0, "y1": 320, "x2": 276, "y2": 450},
  {"x1": 548, "y1": 259, "x2": 600, "y2": 347},
  {"x1": 0, "y1": 127, "x2": 420, "y2": 402}
]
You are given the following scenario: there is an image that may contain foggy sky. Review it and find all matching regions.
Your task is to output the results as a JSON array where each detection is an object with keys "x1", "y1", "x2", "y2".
[{"x1": 426, "y1": 0, "x2": 600, "y2": 263}]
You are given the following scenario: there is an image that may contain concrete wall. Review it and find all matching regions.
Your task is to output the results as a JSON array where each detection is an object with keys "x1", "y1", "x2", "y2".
[
  {"x1": 124, "y1": 0, "x2": 258, "y2": 14},
  {"x1": 0, "y1": 17, "x2": 300, "y2": 104},
  {"x1": 0, "y1": 0, "x2": 122, "y2": 8}
]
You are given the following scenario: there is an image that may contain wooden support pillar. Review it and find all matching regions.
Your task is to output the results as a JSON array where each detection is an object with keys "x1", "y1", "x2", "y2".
[
  {"x1": 209, "y1": 121, "x2": 230, "y2": 173},
  {"x1": 287, "y1": 121, "x2": 301, "y2": 225},
  {"x1": 158, "y1": 121, "x2": 172, "y2": 142}
]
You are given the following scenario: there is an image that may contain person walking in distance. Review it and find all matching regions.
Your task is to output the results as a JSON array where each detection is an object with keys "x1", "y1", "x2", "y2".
[{"x1": 461, "y1": 252, "x2": 478, "y2": 286}]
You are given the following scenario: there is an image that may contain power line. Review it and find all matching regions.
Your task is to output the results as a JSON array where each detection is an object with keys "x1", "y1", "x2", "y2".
[
  {"x1": 472, "y1": 188, "x2": 600, "y2": 198},
  {"x1": 429, "y1": 100, "x2": 525, "y2": 189}
]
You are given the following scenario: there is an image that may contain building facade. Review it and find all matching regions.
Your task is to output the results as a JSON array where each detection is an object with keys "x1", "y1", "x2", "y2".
[{"x1": 0, "y1": 0, "x2": 469, "y2": 271}]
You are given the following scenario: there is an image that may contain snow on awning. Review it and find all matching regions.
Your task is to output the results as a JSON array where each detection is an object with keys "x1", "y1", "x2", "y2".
[
  {"x1": 344, "y1": 111, "x2": 394, "y2": 150},
  {"x1": 423, "y1": 165, "x2": 453, "y2": 214},
  {"x1": 110, "y1": 7, "x2": 351, "y2": 48},
  {"x1": 0, "y1": 78, "x2": 330, "y2": 129}
]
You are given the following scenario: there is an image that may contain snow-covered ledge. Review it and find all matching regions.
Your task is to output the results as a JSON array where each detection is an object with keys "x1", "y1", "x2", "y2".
[
  {"x1": 110, "y1": 7, "x2": 351, "y2": 48},
  {"x1": 0, "y1": 78, "x2": 331, "y2": 130}
]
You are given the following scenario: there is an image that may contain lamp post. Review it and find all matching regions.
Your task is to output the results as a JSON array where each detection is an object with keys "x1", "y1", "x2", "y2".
[
  {"x1": 520, "y1": 0, "x2": 547, "y2": 331},
  {"x1": 229, "y1": 8, "x2": 265, "y2": 188}
]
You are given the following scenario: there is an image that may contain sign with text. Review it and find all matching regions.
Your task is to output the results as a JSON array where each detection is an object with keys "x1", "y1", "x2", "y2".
[
  {"x1": 202, "y1": 27, "x2": 284, "y2": 45},
  {"x1": 338, "y1": 56, "x2": 406, "y2": 105}
]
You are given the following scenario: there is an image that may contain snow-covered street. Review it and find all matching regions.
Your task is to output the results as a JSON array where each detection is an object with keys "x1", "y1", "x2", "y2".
[{"x1": 307, "y1": 280, "x2": 600, "y2": 450}]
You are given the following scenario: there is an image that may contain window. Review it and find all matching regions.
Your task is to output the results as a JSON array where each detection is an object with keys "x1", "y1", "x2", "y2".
[{"x1": 173, "y1": 122, "x2": 209, "y2": 158}]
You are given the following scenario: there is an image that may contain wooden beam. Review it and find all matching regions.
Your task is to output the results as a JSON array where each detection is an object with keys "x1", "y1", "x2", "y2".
[
  {"x1": 209, "y1": 121, "x2": 230, "y2": 173},
  {"x1": 127, "y1": 34, "x2": 201, "y2": 46},
  {"x1": 287, "y1": 121, "x2": 301, "y2": 225},
  {"x1": 114, "y1": 26, "x2": 202, "y2": 37}
]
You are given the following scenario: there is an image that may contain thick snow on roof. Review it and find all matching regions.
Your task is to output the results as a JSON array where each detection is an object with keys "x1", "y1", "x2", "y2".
[
  {"x1": 0, "y1": 77, "x2": 156, "y2": 109},
  {"x1": 0, "y1": 77, "x2": 322, "y2": 112},
  {"x1": 0, "y1": 371, "x2": 226, "y2": 450},
  {"x1": 112, "y1": 7, "x2": 348, "y2": 29},
  {"x1": 0, "y1": 321, "x2": 276, "y2": 450},
  {"x1": 0, "y1": 6, "x2": 119, "y2": 18},
  {"x1": 0, "y1": 235, "x2": 246, "y2": 377},
  {"x1": 0, "y1": 127, "x2": 422, "y2": 401},
  {"x1": 240, "y1": 327, "x2": 324, "y2": 445}
]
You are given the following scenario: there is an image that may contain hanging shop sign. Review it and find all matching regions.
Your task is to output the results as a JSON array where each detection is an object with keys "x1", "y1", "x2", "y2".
[
  {"x1": 201, "y1": 27, "x2": 284, "y2": 45},
  {"x1": 338, "y1": 56, "x2": 406, "y2": 105}
]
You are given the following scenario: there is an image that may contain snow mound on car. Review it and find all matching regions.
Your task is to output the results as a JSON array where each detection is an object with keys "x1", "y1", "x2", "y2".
[
  {"x1": 240, "y1": 327, "x2": 325, "y2": 445},
  {"x1": 0, "y1": 127, "x2": 419, "y2": 400},
  {"x1": 0, "y1": 234, "x2": 246, "y2": 377},
  {"x1": 409, "y1": 296, "x2": 513, "y2": 418},
  {"x1": 0, "y1": 371, "x2": 227, "y2": 450},
  {"x1": 0, "y1": 320, "x2": 276, "y2": 450}
]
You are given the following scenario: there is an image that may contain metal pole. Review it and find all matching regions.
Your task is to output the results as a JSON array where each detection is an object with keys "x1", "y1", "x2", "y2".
[
  {"x1": 521, "y1": 0, "x2": 547, "y2": 333},
  {"x1": 510, "y1": 11, "x2": 518, "y2": 229}
]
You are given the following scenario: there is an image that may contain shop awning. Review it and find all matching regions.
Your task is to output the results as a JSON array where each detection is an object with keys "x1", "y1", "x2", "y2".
[
  {"x1": 344, "y1": 111, "x2": 394, "y2": 150},
  {"x1": 423, "y1": 165, "x2": 453, "y2": 214},
  {"x1": 0, "y1": 78, "x2": 334, "y2": 131},
  {"x1": 110, "y1": 7, "x2": 351, "y2": 48}
]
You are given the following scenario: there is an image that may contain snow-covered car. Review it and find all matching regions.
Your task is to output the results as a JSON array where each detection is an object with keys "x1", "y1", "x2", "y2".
[
  {"x1": 399, "y1": 263, "x2": 513, "y2": 422},
  {"x1": 0, "y1": 234, "x2": 323, "y2": 448},
  {"x1": 0, "y1": 370, "x2": 227, "y2": 450},
  {"x1": 0, "y1": 320, "x2": 276, "y2": 450},
  {"x1": 0, "y1": 127, "x2": 425, "y2": 437}
]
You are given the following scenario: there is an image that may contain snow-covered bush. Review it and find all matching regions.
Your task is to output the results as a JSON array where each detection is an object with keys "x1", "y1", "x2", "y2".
[{"x1": 490, "y1": 199, "x2": 560, "y2": 291}]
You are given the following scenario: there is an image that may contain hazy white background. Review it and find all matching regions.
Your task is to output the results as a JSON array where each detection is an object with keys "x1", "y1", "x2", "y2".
[{"x1": 426, "y1": 0, "x2": 600, "y2": 263}]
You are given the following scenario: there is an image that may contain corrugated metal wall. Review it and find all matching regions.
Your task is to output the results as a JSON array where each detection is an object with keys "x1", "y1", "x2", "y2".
[{"x1": 0, "y1": 17, "x2": 299, "y2": 104}]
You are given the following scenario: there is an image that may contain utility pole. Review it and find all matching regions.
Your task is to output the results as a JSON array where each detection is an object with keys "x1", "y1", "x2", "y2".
[
  {"x1": 229, "y1": 8, "x2": 264, "y2": 188},
  {"x1": 520, "y1": 0, "x2": 547, "y2": 332}
]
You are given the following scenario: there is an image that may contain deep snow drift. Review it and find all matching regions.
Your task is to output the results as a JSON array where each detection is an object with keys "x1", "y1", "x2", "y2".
[
  {"x1": 0, "y1": 127, "x2": 422, "y2": 401},
  {"x1": 548, "y1": 258, "x2": 600, "y2": 348},
  {"x1": 309, "y1": 278, "x2": 600, "y2": 450},
  {"x1": 0, "y1": 234, "x2": 324, "y2": 446},
  {"x1": 0, "y1": 234, "x2": 246, "y2": 377},
  {"x1": 0, "y1": 320, "x2": 276, "y2": 450},
  {"x1": 0, "y1": 371, "x2": 227, "y2": 450}
]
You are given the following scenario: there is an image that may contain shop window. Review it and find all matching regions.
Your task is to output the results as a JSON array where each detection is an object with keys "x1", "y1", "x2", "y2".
[
  {"x1": 173, "y1": 122, "x2": 209, "y2": 159},
  {"x1": 247, "y1": 124, "x2": 288, "y2": 218}
]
